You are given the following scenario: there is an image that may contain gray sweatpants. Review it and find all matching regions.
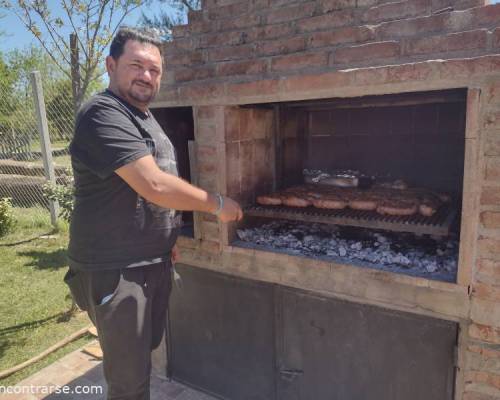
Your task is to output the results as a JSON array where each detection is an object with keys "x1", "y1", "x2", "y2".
[{"x1": 64, "y1": 261, "x2": 172, "y2": 400}]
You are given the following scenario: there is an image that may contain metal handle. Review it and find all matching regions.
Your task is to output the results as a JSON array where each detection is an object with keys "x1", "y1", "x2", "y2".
[{"x1": 279, "y1": 369, "x2": 303, "y2": 382}]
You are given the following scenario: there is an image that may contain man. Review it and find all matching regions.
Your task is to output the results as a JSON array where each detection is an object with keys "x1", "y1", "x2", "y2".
[{"x1": 64, "y1": 27, "x2": 243, "y2": 400}]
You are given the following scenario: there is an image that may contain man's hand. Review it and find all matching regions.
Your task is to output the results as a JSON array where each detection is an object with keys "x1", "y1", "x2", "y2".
[
  {"x1": 171, "y1": 244, "x2": 179, "y2": 264},
  {"x1": 218, "y1": 196, "x2": 243, "y2": 223}
]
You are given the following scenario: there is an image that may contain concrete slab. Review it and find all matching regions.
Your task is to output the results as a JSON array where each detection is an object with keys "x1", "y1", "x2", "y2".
[{"x1": 5, "y1": 340, "x2": 218, "y2": 400}]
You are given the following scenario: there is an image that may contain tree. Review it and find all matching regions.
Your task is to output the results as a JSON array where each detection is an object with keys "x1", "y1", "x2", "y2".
[
  {"x1": 1, "y1": 0, "x2": 146, "y2": 113},
  {"x1": 140, "y1": 0, "x2": 200, "y2": 39}
]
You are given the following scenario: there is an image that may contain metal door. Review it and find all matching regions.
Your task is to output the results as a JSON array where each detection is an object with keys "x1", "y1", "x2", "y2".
[
  {"x1": 168, "y1": 264, "x2": 276, "y2": 400},
  {"x1": 277, "y1": 288, "x2": 457, "y2": 400}
]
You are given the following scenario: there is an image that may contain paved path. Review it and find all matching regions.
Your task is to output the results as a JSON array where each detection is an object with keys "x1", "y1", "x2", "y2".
[{"x1": 2, "y1": 340, "x2": 218, "y2": 400}]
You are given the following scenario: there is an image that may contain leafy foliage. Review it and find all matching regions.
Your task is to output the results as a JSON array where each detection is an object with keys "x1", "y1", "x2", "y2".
[
  {"x1": 140, "y1": 0, "x2": 200, "y2": 39},
  {"x1": 0, "y1": 197, "x2": 16, "y2": 237},
  {"x1": 42, "y1": 172, "x2": 74, "y2": 222},
  {"x1": 2, "y1": 0, "x2": 146, "y2": 111}
]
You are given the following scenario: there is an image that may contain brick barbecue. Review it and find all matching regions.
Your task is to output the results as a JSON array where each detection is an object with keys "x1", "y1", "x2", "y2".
[{"x1": 151, "y1": 1, "x2": 500, "y2": 399}]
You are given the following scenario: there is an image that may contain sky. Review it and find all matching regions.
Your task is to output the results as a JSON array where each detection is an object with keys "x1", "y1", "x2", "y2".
[{"x1": 0, "y1": 0, "x2": 174, "y2": 53}]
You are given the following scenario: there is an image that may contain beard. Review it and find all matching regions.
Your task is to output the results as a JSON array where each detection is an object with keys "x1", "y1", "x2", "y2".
[{"x1": 127, "y1": 80, "x2": 158, "y2": 104}]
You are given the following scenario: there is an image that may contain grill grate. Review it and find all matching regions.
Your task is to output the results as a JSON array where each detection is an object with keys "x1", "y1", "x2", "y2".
[{"x1": 244, "y1": 203, "x2": 457, "y2": 236}]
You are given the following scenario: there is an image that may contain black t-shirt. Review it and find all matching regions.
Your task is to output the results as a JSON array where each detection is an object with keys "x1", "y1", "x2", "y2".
[{"x1": 68, "y1": 89, "x2": 181, "y2": 270}]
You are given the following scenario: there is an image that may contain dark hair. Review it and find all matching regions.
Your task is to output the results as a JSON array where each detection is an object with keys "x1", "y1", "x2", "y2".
[{"x1": 109, "y1": 27, "x2": 163, "y2": 60}]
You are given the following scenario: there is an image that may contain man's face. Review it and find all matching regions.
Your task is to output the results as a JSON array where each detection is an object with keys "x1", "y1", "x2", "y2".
[{"x1": 106, "y1": 39, "x2": 162, "y2": 109}]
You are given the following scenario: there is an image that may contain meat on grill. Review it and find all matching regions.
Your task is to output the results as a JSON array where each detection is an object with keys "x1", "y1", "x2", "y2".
[{"x1": 256, "y1": 185, "x2": 449, "y2": 217}]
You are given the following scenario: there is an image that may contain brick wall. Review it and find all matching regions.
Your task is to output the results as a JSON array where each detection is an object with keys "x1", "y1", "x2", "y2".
[
  {"x1": 162, "y1": 1, "x2": 500, "y2": 399},
  {"x1": 463, "y1": 81, "x2": 500, "y2": 400},
  {"x1": 161, "y1": 0, "x2": 497, "y2": 97}
]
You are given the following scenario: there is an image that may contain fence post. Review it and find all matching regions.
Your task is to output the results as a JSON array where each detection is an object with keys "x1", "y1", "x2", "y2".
[{"x1": 31, "y1": 71, "x2": 59, "y2": 226}]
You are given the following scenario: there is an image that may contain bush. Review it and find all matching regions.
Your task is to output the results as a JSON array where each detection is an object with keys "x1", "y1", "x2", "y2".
[
  {"x1": 0, "y1": 198, "x2": 16, "y2": 237},
  {"x1": 42, "y1": 173, "x2": 74, "y2": 222}
]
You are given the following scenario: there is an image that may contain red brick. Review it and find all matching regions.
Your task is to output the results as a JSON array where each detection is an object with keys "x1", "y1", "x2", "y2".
[
  {"x1": 472, "y1": 55, "x2": 500, "y2": 76},
  {"x1": 432, "y1": 0, "x2": 488, "y2": 14},
  {"x1": 207, "y1": 1, "x2": 248, "y2": 19},
  {"x1": 179, "y1": 83, "x2": 225, "y2": 102},
  {"x1": 484, "y1": 111, "x2": 500, "y2": 129},
  {"x1": 197, "y1": 106, "x2": 216, "y2": 120},
  {"x1": 404, "y1": 29, "x2": 488, "y2": 56},
  {"x1": 172, "y1": 24, "x2": 189, "y2": 39},
  {"x1": 166, "y1": 38, "x2": 194, "y2": 53},
  {"x1": 266, "y1": 2, "x2": 315, "y2": 24},
  {"x1": 271, "y1": 51, "x2": 328, "y2": 71},
  {"x1": 188, "y1": 10, "x2": 204, "y2": 23},
  {"x1": 246, "y1": 23, "x2": 296, "y2": 41},
  {"x1": 269, "y1": 0, "x2": 311, "y2": 6},
  {"x1": 486, "y1": 82, "x2": 500, "y2": 105},
  {"x1": 201, "y1": 213, "x2": 218, "y2": 223},
  {"x1": 386, "y1": 62, "x2": 436, "y2": 83},
  {"x1": 196, "y1": 145, "x2": 217, "y2": 164},
  {"x1": 472, "y1": 283, "x2": 500, "y2": 302},
  {"x1": 198, "y1": 159, "x2": 217, "y2": 173},
  {"x1": 227, "y1": 79, "x2": 280, "y2": 97},
  {"x1": 257, "y1": 36, "x2": 306, "y2": 56},
  {"x1": 174, "y1": 65, "x2": 215, "y2": 82},
  {"x1": 319, "y1": 0, "x2": 357, "y2": 12},
  {"x1": 154, "y1": 85, "x2": 178, "y2": 103},
  {"x1": 217, "y1": 59, "x2": 267, "y2": 76},
  {"x1": 481, "y1": 186, "x2": 500, "y2": 206},
  {"x1": 464, "y1": 371, "x2": 500, "y2": 391},
  {"x1": 469, "y1": 323, "x2": 500, "y2": 345},
  {"x1": 478, "y1": 237, "x2": 500, "y2": 258},
  {"x1": 354, "y1": 66, "x2": 389, "y2": 85},
  {"x1": 248, "y1": 0, "x2": 269, "y2": 11},
  {"x1": 209, "y1": 44, "x2": 255, "y2": 62},
  {"x1": 477, "y1": 258, "x2": 500, "y2": 286},
  {"x1": 485, "y1": 157, "x2": 500, "y2": 181},
  {"x1": 200, "y1": 239, "x2": 221, "y2": 254},
  {"x1": 361, "y1": 0, "x2": 431, "y2": 24},
  {"x1": 198, "y1": 172, "x2": 218, "y2": 192},
  {"x1": 308, "y1": 26, "x2": 375, "y2": 48},
  {"x1": 469, "y1": 4, "x2": 500, "y2": 27},
  {"x1": 199, "y1": 32, "x2": 246, "y2": 48},
  {"x1": 463, "y1": 392, "x2": 500, "y2": 400},
  {"x1": 166, "y1": 51, "x2": 204, "y2": 67},
  {"x1": 467, "y1": 344, "x2": 500, "y2": 359},
  {"x1": 486, "y1": 132, "x2": 500, "y2": 156},
  {"x1": 281, "y1": 70, "x2": 353, "y2": 92},
  {"x1": 217, "y1": 13, "x2": 261, "y2": 31},
  {"x1": 493, "y1": 28, "x2": 500, "y2": 49},
  {"x1": 188, "y1": 19, "x2": 213, "y2": 35},
  {"x1": 481, "y1": 211, "x2": 500, "y2": 230},
  {"x1": 356, "y1": 0, "x2": 378, "y2": 6},
  {"x1": 333, "y1": 41, "x2": 400, "y2": 64},
  {"x1": 296, "y1": 9, "x2": 355, "y2": 33},
  {"x1": 439, "y1": 58, "x2": 475, "y2": 79},
  {"x1": 201, "y1": 221, "x2": 220, "y2": 240},
  {"x1": 377, "y1": 13, "x2": 446, "y2": 40},
  {"x1": 204, "y1": 0, "x2": 241, "y2": 7}
]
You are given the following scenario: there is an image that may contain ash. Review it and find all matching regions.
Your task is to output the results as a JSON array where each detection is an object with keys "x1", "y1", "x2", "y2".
[{"x1": 236, "y1": 220, "x2": 458, "y2": 282}]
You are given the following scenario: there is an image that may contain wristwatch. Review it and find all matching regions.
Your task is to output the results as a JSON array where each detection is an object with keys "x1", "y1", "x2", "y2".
[{"x1": 214, "y1": 193, "x2": 224, "y2": 216}]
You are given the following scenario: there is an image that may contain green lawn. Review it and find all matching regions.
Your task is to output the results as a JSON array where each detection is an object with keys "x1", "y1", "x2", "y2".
[{"x1": 0, "y1": 208, "x2": 93, "y2": 386}]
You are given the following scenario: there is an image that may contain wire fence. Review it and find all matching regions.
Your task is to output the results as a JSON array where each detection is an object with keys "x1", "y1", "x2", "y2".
[{"x1": 0, "y1": 71, "x2": 74, "y2": 225}]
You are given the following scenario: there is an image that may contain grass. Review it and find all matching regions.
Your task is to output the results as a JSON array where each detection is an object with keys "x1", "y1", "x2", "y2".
[{"x1": 0, "y1": 207, "x2": 93, "y2": 386}]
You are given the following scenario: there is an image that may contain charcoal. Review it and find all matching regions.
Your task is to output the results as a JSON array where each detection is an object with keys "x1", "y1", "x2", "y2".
[{"x1": 236, "y1": 219, "x2": 458, "y2": 281}]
